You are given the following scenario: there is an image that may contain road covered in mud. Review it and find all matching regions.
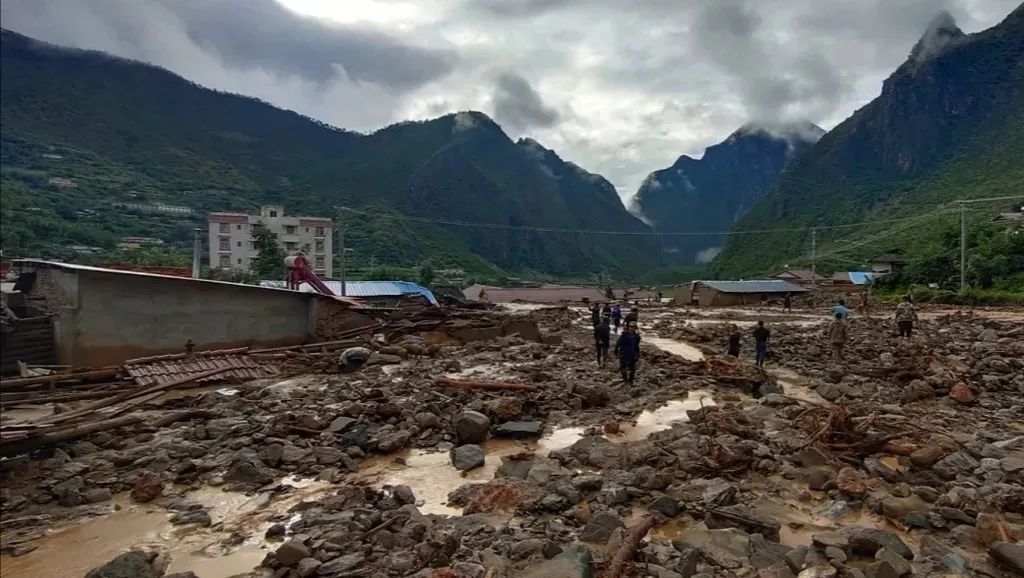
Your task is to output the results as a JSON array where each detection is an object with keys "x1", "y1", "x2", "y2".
[{"x1": 1, "y1": 302, "x2": 1022, "y2": 577}]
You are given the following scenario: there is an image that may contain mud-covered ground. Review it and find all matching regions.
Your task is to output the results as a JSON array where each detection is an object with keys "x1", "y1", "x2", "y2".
[{"x1": 1, "y1": 302, "x2": 1022, "y2": 578}]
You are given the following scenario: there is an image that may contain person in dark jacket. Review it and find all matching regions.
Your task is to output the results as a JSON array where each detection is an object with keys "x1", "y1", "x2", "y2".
[
  {"x1": 624, "y1": 306, "x2": 639, "y2": 325},
  {"x1": 727, "y1": 330, "x2": 741, "y2": 357},
  {"x1": 614, "y1": 322, "x2": 641, "y2": 383},
  {"x1": 590, "y1": 303, "x2": 601, "y2": 327},
  {"x1": 611, "y1": 304, "x2": 623, "y2": 333},
  {"x1": 594, "y1": 317, "x2": 611, "y2": 365}
]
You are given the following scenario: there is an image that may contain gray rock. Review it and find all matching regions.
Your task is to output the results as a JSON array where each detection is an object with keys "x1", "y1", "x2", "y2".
[
  {"x1": 575, "y1": 383, "x2": 610, "y2": 407},
  {"x1": 540, "y1": 493, "x2": 567, "y2": 511},
  {"x1": 511, "y1": 538, "x2": 545, "y2": 560},
  {"x1": 260, "y1": 443, "x2": 284, "y2": 467},
  {"x1": 803, "y1": 465, "x2": 837, "y2": 491},
  {"x1": 811, "y1": 532, "x2": 849, "y2": 552},
  {"x1": 673, "y1": 527, "x2": 751, "y2": 569},
  {"x1": 875, "y1": 548, "x2": 911, "y2": 576},
  {"x1": 796, "y1": 566, "x2": 837, "y2": 578},
  {"x1": 52, "y1": 476, "x2": 85, "y2": 507},
  {"x1": 676, "y1": 546, "x2": 700, "y2": 577},
  {"x1": 909, "y1": 445, "x2": 945, "y2": 467},
  {"x1": 932, "y1": 451, "x2": 980, "y2": 480},
  {"x1": 849, "y1": 529, "x2": 913, "y2": 560},
  {"x1": 496, "y1": 459, "x2": 534, "y2": 480},
  {"x1": 542, "y1": 542, "x2": 563, "y2": 559},
  {"x1": 326, "y1": 416, "x2": 357, "y2": 433},
  {"x1": 492, "y1": 421, "x2": 544, "y2": 437},
  {"x1": 454, "y1": 411, "x2": 491, "y2": 444},
  {"x1": 451, "y1": 444, "x2": 485, "y2": 471},
  {"x1": 988, "y1": 542, "x2": 1024, "y2": 575},
  {"x1": 518, "y1": 544, "x2": 594, "y2": 578},
  {"x1": 785, "y1": 545, "x2": 808, "y2": 573},
  {"x1": 900, "y1": 380, "x2": 934, "y2": 403},
  {"x1": 649, "y1": 496, "x2": 682, "y2": 517},
  {"x1": 572, "y1": 474, "x2": 604, "y2": 491},
  {"x1": 296, "y1": 557, "x2": 322, "y2": 578},
  {"x1": 224, "y1": 456, "x2": 274, "y2": 486},
  {"x1": 749, "y1": 534, "x2": 791, "y2": 569},
  {"x1": 83, "y1": 488, "x2": 112, "y2": 504},
  {"x1": 705, "y1": 505, "x2": 781, "y2": 542},
  {"x1": 275, "y1": 540, "x2": 310, "y2": 566},
  {"x1": 414, "y1": 412, "x2": 441, "y2": 429},
  {"x1": 376, "y1": 430, "x2": 413, "y2": 453},
  {"x1": 281, "y1": 444, "x2": 311, "y2": 464},
  {"x1": 313, "y1": 446, "x2": 346, "y2": 465},
  {"x1": 579, "y1": 512, "x2": 625, "y2": 544},
  {"x1": 85, "y1": 550, "x2": 161, "y2": 578},
  {"x1": 317, "y1": 552, "x2": 366, "y2": 574},
  {"x1": 824, "y1": 546, "x2": 847, "y2": 563},
  {"x1": 816, "y1": 382, "x2": 843, "y2": 402},
  {"x1": 393, "y1": 485, "x2": 416, "y2": 505},
  {"x1": 169, "y1": 508, "x2": 212, "y2": 527}
]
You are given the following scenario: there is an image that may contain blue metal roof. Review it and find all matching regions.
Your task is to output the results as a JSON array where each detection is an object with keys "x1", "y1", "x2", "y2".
[
  {"x1": 847, "y1": 272, "x2": 874, "y2": 285},
  {"x1": 261, "y1": 280, "x2": 438, "y2": 305},
  {"x1": 697, "y1": 279, "x2": 808, "y2": 293}
]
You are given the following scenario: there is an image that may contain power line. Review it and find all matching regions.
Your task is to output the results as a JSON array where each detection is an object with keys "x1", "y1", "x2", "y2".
[{"x1": 337, "y1": 205, "x2": 968, "y2": 238}]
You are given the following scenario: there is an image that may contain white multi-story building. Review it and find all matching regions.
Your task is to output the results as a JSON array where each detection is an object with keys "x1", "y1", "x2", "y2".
[{"x1": 208, "y1": 205, "x2": 333, "y2": 277}]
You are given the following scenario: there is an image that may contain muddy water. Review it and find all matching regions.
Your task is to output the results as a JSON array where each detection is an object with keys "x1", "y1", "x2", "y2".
[
  {"x1": 1, "y1": 477, "x2": 330, "y2": 578},
  {"x1": 614, "y1": 392, "x2": 717, "y2": 443},
  {"x1": 770, "y1": 367, "x2": 826, "y2": 404}
]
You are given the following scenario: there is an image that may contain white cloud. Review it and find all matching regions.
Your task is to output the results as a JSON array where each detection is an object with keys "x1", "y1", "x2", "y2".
[{"x1": 1, "y1": 0, "x2": 1018, "y2": 199}]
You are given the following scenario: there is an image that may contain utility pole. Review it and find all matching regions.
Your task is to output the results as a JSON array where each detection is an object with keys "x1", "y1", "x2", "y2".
[
  {"x1": 337, "y1": 209, "x2": 347, "y2": 296},
  {"x1": 959, "y1": 201, "x2": 966, "y2": 292},
  {"x1": 810, "y1": 228, "x2": 817, "y2": 288},
  {"x1": 191, "y1": 228, "x2": 202, "y2": 278}
]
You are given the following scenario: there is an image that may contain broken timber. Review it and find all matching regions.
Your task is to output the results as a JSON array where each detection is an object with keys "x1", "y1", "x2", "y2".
[{"x1": 602, "y1": 514, "x2": 657, "y2": 578}]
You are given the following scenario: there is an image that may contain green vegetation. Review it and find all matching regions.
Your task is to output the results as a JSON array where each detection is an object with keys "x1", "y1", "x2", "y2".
[
  {"x1": 713, "y1": 6, "x2": 1024, "y2": 290},
  {"x1": 250, "y1": 224, "x2": 286, "y2": 280}
]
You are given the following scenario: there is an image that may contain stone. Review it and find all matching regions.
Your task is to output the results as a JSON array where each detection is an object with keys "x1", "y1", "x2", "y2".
[
  {"x1": 52, "y1": 476, "x2": 85, "y2": 506},
  {"x1": 265, "y1": 524, "x2": 287, "y2": 539},
  {"x1": 542, "y1": 541, "x2": 563, "y2": 559},
  {"x1": 130, "y1": 472, "x2": 163, "y2": 503},
  {"x1": 795, "y1": 565, "x2": 836, "y2": 578},
  {"x1": 318, "y1": 552, "x2": 366, "y2": 574},
  {"x1": 811, "y1": 532, "x2": 849, "y2": 552},
  {"x1": 518, "y1": 545, "x2": 594, "y2": 578},
  {"x1": 496, "y1": 459, "x2": 534, "y2": 480},
  {"x1": 274, "y1": 540, "x2": 310, "y2": 566},
  {"x1": 706, "y1": 505, "x2": 781, "y2": 542},
  {"x1": 676, "y1": 546, "x2": 700, "y2": 577},
  {"x1": 748, "y1": 534, "x2": 791, "y2": 569},
  {"x1": 864, "y1": 561, "x2": 899, "y2": 578},
  {"x1": 572, "y1": 474, "x2": 604, "y2": 491},
  {"x1": 900, "y1": 380, "x2": 934, "y2": 403},
  {"x1": 579, "y1": 512, "x2": 625, "y2": 544},
  {"x1": 909, "y1": 446, "x2": 945, "y2": 468},
  {"x1": 281, "y1": 444, "x2": 311, "y2": 464},
  {"x1": 376, "y1": 430, "x2": 412, "y2": 453},
  {"x1": 85, "y1": 550, "x2": 162, "y2": 578},
  {"x1": 836, "y1": 467, "x2": 868, "y2": 498},
  {"x1": 816, "y1": 382, "x2": 843, "y2": 402},
  {"x1": 493, "y1": 421, "x2": 544, "y2": 438},
  {"x1": 949, "y1": 383, "x2": 975, "y2": 404},
  {"x1": 313, "y1": 446, "x2": 345, "y2": 465},
  {"x1": 932, "y1": 451, "x2": 980, "y2": 480},
  {"x1": 575, "y1": 383, "x2": 611, "y2": 408},
  {"x1": 83, "y1": 488, "x2": 113, "y2": 504},
  {"x1": 849, "y1": 529, "x2": 913, "y2": 560},
  {"x1": 880, "y1": 495, "x2": 929, "y2": 522},
  {"x1": 824, "y1": 546, "x2": 847, "y2": 563},
  {"x1": 988, "y1": 542, "x2": 1024, "y2": 575},
  {"x1": 326, "y1": 416, "x2": 356, "y2": 433},
  {"x1": 794, "y1": 447, "x2": 832, "y2": 467},
  {"x1": 485, "y1": 397, "x2": 523, "y2": 421},
  {"x1": 673, "y1": 527, "x2": 751, "y2": 569},
  {"x1": 540, "y1": 493, "x2": 567, "y2": 511},
  {"x1": 393, "y1": 484, "x2": 416, "y2": 505},
  {"x1": 875, "y1": 548, "x2": 911, "y2": 576},
  {"x1": 224, "y1": 456, "x2": 274, "y2": 486},
  {"x1": 1001, "y1": 454, "x2": 1024, "y2": 472},
  {"x1": 762, "y1": 393, "x2": 794, "y2": 407},
  {"x1": 454, "y1": 411, "x2": 491, "y2": 444},
  {"x1": 649, "y1": 496, "x2": 682, "y2": 517},
  {"x1": 802, "y1": 466, "x2": 837, "y2": 491},
  {"x1": 296, "y1": 557, "x2": 322, "y2": 578},
  {"x1": 261, "y1": 444, "x2": 284, "y2": 467},
  {"x1": 414, "y1": 412, "x2": 441, "y2": 429},
  {"x1": 451, "y1": 444, "x2": 486, "y2": 471},
  {"x1": 169, "y1": 508, "x2": 212, "y2": 527},
  {"x1": 511, "y1": 539, "x2": 545, "y2": 560},
  {"x1": 785, "y1": 546, "x2": 808, "y2": 573}
]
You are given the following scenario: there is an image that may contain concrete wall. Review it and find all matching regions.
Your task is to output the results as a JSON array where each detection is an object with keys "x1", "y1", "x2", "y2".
[{"x1": 49, "y1": 269, "x2": 317, "y2": 366}]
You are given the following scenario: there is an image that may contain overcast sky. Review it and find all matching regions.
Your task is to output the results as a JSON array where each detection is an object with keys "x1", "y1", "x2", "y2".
[{"x1": 2, "y1": 0, "x2": 1019, "y2": 200}]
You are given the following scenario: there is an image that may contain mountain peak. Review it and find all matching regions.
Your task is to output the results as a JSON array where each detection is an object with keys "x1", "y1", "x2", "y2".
[
  {"x1": 908, "y1": 11, "x2": 965, "y2": 65},
  {"x1": 732, "y1": 121, "x2": 826, "y2": 144}
]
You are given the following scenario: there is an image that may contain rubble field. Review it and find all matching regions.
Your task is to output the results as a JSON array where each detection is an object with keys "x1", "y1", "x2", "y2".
[{"x1": 1, "y1": 301, "x2": 1022, "y2": 578}]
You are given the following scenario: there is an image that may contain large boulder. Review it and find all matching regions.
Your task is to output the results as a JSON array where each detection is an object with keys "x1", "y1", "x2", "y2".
[
  {"x1": 451, "y1": 445, "x2": 486, "y2": 471},
  {"x1": 454, "y1": 411, "x2": 491, "y2": 444},
  {"x1": 274, "y1": 539, "x2": 310, "y2": 566},
  {"x1": 85, "y1": 550, "x2": 164, "y2": 578}
]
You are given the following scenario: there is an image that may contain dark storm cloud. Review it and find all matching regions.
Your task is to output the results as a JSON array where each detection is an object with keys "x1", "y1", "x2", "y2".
[
  {"x1": 491, "y1": 73, "x2": 560, "y2": 131},
  {"x1": 165, "y1": 0, "x2": 455, "y2": 90}
]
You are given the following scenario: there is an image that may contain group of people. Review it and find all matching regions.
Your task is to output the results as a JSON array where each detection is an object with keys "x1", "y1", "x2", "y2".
[
  {"x1": 590, "y1": 302, "x2": 642, "y2": 383},
  {"x1": 728, "y1": 295, "x2": 919, "y2": 366}
]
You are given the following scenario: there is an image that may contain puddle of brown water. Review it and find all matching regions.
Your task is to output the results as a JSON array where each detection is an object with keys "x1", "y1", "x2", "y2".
[
  {"x1": 770, "y1": 367, "x2": 825, "y2": 404},
  {"x1": 644, "y1": 336, "x2": 706, "y2": 362},
  {"x1": 1, "y1": 477, "x2": 330, "y2": 578},
  {"x1": 613, "y1": 391, "x2": 717, "y2": 442}
]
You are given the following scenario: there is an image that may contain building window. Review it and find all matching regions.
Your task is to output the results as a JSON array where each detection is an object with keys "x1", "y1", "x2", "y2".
[
  {"x1": 248, "y1": 241, "x2": 256, "y2": 251},
  {"x1": 218, "y1": 222, "x2": 230, "y2": 233},
  {"x1": 315, "y1": 239, "x2": 325, "y2": 253},
  {"x1": 236, "y1": 224, "x2": 243, "y2": 230},
  {"x1": 219, "y1": 255, "x2": 230, "y2": 267},
  {"x1": 269, "y1": 210, "x2": 278, "y2": 218},
  {"x1": 305, "y1": 227, "x2": 310, "y2": 233},
  {"x1": 237, "y1": 258, "x2": 242, "y2": 264},
  {"x1": 285, "y1": 241, "x2": 298, "y2": 251},
  {"x1": 285, "y1": 225, "x2": 296, "y2": 235},
  {"x1": 236, "y1": 241, "x2": 242, "y2": 247},
  {"x1": 315, "y1": 255, "x2": 325, "y2": 269},
  {"x1": 218, "y1": 236, "x2": 230, "y2": 251},
  {"x1": 315, "y1": 226, "x2": 325, "y2": 237}
]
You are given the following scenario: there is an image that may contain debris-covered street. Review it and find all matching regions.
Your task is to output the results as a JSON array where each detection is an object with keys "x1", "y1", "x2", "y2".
[{"x1": 1, "y1": 300, "x2": 1023, "y2": 578}]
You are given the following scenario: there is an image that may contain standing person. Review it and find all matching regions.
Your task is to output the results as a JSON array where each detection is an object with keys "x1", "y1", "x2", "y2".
[
  {"x1": 601, "y1": 302, "x2": 612, "y2": 321},
  {"x1": 594, "y1": 317, "x2": 611, "y2": 365},
  {"x1": 752, "y1": 321, "x2": 771, "y2": 368},
  {"x1": 727, "y1": 329, "x2": 741, "y2": 357},
  {"x1": 590, "y1": 303, "x2": 601, "y2": 327},
  {"x1": 614, "y1": 322, "x2": 641, "y2": 384},
  {"x1": 611, "y1": 304, "x2": 623, "y2": 333},
  {"x1": 895, "y1": 295, "x2": 917, "y2": 338},
  {"x1": 856, "y1": 292, "x2": 871, "y2": 318},
  {"x1": 783, "y1": 292, "x2": 792, "y2": 313},
  {"x1": 625, "y1": 306, "x2": 639, "y2": 326},
  {"x1": 827, "y1": 313, "x2": 849, "y2": 361},
  {"x1": 831, "y1": 299, "x2": 850, "y2": 319}
]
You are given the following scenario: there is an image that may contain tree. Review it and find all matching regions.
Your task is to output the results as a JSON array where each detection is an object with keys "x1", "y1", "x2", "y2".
[
  {"x1": 418, "y1": 260, "x2": 435, "y2": 287},
  {"x1": 251, "y1": 223, "x2": 286, "y2": 280}
]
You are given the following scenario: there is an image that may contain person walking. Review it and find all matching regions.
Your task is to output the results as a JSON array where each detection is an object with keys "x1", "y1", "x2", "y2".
[
  {"x1": 783, "y1": 292, "x2": 792, "y2": 313},
  {"x1": 831, "y1": 299, "x2": 850, "y2": 320},
  {"x1": 625, "y1": 306, "x2": 639, "y2": 326},
  {"x1": 611, "y1": 304, "x2": 623, "y2": 333},
  {"x1": 827, "y1": 313, "x2": 849, "y2": 361},
  {"x1": 856, "y1": 292, "x2": 871, "y2": 318},
  {"x1": 614, "y1": 322, "x2": 641, "y2": 384},
  {"x1": 727, "y1": 329, "x2": 741, "y2": 357},
  {"x1": 752, "y1": 321, "x2": 771, "y2": 368},
  {"x1": 895, "y1": 295, "x2": 917, "y2": 338},
  {"x1": 601, "y1": 302, "x2": 612, "y2": 320},
  {"x1": 594, "y1": 317, "x2": 611, "y2": 365},
  {"x1": 590, "y1": 303, "x2": 601, "y2": 327}
]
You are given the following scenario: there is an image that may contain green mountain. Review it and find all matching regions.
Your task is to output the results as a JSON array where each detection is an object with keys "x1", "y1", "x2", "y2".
[
  {"x1": 713, "y1": 7, "x2": 1024, "y2": 284},
  {"x1": 0, "y1": 29, "x2": 661, "y2": 279},
  {"x1": 633, "y1": 122, "x2": 822, "y2": 264}
]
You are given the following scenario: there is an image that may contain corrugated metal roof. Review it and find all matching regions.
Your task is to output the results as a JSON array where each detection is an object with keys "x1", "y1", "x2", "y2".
[
  {"x1": 697, "y1": 280, "x2": 808, "y2": 293},
  {"x1": 124, "y1": 349, "x2": 279, "y2": 386},
  {"x1": 262, "y1": 280, "x2": 438, "y2": 305}
]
